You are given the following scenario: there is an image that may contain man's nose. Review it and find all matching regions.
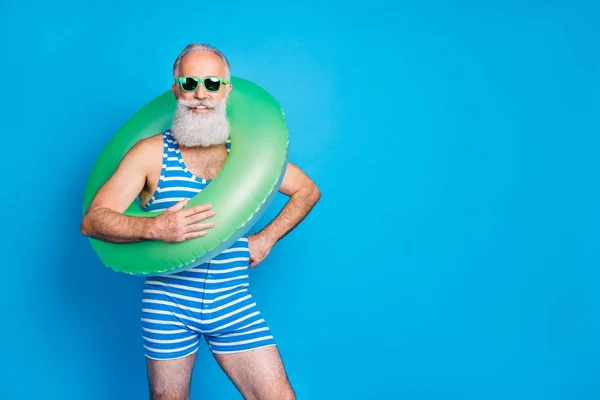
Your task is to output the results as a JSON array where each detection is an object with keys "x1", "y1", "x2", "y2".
[{"x1": 194, "y1": 84, "x2": 210, "y2": 99}]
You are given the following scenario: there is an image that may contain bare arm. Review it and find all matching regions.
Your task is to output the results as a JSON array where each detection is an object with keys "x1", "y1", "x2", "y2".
[
  {"x1": 80, "y1": 137, "x2": 214, "y2": 244},
  {"x1": 81, "y1": 138, "x2": 156, "y2": 243},
  {"x1": 255, "y1": 162, "x2": 321, "y2": 246}
]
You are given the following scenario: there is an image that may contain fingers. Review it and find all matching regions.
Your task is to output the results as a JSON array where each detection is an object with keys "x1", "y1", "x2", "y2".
[
  {"x1": 166, "y1": 200, "x2": 212, "y2": 217},
  {"x1": 185, "y1": 221, "x2": 214, "y2": 233},
  {"x1": 181, "y1": 231, "x2": 208, "y2": 241},
  {"x1": 182, "y1": 203, "x2": 213, "y2": 217},
  {"x1": 186, "y1": 209, "x2": 215, "y2": 224},
  {"x1": 184, "y1": 206, "x2": 216, "y2": 234},
  {"x1": 171, "y1": 229, "x2": 209, "y2": 243},
  {"x1": 162, "y1": 199, "x2": 216, "y2": 242},
  {"x1": 166, "y1": 198, "x2": 189, "y2": 212}
]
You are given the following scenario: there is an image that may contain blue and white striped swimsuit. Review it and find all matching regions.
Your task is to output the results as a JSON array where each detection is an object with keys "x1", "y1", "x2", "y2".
[{"x1": 140, "y1": 130, "x2": 276, "y2": 359}]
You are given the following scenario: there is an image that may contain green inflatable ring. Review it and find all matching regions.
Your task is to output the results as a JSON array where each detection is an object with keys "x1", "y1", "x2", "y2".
[{"x1": 82, "y1": 77, "x2": 288, "y2": 276}]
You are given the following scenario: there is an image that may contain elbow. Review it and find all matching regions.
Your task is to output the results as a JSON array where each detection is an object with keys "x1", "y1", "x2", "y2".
[
  {"x1": 287, "y1": 177, "x2": 321, "y2": 207},
  {"x1": 80, "y1": 215, "x2": 91, "y2": 237},
  {"x1": 313, "y1": 184, "x2": 321, "y2": 203},
  {"x1": 308, "y1": 182, "x2": 321, "y2": 205},
  {"x1": 80, "y1": 210, "x2": 96, "y2": 237}
]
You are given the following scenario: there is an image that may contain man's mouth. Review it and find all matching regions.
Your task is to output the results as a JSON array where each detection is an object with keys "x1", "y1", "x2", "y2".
[{"x1": 191, "y1": 105, "x2": 213, "y2": 113}]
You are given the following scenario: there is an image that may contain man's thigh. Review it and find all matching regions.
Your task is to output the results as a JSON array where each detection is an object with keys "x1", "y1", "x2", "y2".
[
  {"x1": 213, "y1": 345, "x2": 295, "y2": 400},
  {"x1": 202, "y1": 288, "x2": 292, "y2": 399},
  {"x1": 146, "y1": 352, "x2": 197, "y2": 400},
  {"x1": 141, "y1": 300, "x2": 201, "y2": 400}
]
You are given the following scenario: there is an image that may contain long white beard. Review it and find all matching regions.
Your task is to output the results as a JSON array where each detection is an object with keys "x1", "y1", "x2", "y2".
[{"x1": 170, "y1": 98, "x2": 229, "y2": 147}]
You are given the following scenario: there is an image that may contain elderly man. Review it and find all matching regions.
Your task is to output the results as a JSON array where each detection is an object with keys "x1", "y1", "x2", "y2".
[{"x1": 81, "y1": 43, "x2": 321, "y2": 400}]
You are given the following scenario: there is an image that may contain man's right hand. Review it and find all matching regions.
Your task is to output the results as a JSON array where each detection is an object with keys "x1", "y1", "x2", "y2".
[
  {"x1": 81, "y1": 136, "x2": 218, "y2": 245},
  {"x1": 150, "y1": 199, "x2": 216, "y2": 243}
]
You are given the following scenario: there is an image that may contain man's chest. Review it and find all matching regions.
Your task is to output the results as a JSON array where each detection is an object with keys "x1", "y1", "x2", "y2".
[{"x1": 179, "y1": 148, "x2": 228, "y2": 181}]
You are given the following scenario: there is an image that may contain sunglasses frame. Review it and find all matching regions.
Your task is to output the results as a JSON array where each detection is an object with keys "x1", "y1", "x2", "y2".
[{"x1": 177, "y1": 76, "x2": 229, "y2": 93}]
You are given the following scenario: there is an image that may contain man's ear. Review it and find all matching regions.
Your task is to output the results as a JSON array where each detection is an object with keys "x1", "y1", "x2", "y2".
[{"x1": 171, "y1": 83, "x2": 179, "y2": 99}]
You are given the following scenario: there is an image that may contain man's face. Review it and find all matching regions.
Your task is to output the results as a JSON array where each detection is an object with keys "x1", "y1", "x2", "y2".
[
  {"x1": 172, "y1": 50, "x2": 231, "y2": 108},
  {"x1": 170, "y1": 50, "x2": 232, "y2": 147}
]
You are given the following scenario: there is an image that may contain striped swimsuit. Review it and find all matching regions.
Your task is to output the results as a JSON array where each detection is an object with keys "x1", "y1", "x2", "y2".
[{"x1": 140, "y1": 130, "x2": 276, "y2": 360}]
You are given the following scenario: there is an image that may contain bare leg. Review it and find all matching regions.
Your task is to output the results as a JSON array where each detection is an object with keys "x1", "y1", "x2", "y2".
[
  {"x1": 146, "y1": 352, "x2": 197, "y2": 400},
  {"x1": 213, "y1": 345, "x2": 295, "y2": 400}
]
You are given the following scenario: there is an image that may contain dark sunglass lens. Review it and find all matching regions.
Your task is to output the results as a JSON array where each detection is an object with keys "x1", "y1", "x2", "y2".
[
  {"x1": 204, "y1": 78, "x2": 221, "y2": 91},
  {"x1": 181, "y1": 78, "x2": 198, "y2": 91}
]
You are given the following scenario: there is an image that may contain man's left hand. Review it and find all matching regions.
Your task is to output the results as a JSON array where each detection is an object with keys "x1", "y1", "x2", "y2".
[{"x1": 248, "y1": 233, "x2": 275, "y2": 268}]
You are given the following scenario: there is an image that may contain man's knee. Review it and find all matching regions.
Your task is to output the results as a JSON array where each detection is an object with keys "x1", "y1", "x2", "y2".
[
  {"x1": 148, "y1": 376, "x2": 191, "y2": 400},
  {"x1": 281, "y1": 386, "x2": 296, "y2": 400},
  {"x1": 245, "y1": 379, "x2": 294, "y2": 400},
  {"x1": 149, "y1": 387, "x2": 189, "y2": 400},
  {"x1": 266, "y1": 381, "x2": 295, "y2": 400},
  {"x1": 280, "y1": 386, "x2": 296, "y2": 400}
]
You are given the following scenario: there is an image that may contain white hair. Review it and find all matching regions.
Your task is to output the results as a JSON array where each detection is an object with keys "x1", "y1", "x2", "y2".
[
  {"x1": 172, "y1": 43, "x2": 231, "y2": 82},
  {"x1": 170, "y1": 97, "x2": 230, "y2": 147}
]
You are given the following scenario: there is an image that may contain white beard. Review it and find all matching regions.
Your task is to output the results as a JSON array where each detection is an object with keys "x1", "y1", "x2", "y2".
[{"x1": 170, "y1": 97, "x2": 229, "y2": 147}]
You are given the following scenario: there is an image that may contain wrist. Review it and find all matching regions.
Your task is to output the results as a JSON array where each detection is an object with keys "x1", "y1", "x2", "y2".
[
  {"x1": 145, "y1": 217, "x2": 159, "y2": 240},
  {"x1": 254, "y1": 231, "x2": 277, "y2": 247}
]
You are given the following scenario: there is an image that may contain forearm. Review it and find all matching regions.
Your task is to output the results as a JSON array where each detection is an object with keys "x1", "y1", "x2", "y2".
[
  {"x1": 257, "y1": 186, "x2": 321, "y2": 245},
  {"x1": 81, "y1": 207, "x2": 155, "y2": 243}
]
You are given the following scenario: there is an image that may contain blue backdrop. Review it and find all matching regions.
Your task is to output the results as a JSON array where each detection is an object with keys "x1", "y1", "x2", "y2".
[{"x1": 1, "y1": 0, "x2": 597, "y2": 399}]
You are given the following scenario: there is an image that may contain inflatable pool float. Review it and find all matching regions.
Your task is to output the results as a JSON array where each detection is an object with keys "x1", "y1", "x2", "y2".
[{"x1": 82, "y1": 77, "x2": 288, "y2": 276}]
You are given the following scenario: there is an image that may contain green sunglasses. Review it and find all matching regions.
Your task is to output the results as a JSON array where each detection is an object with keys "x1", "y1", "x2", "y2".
[{"x1": 177, "y1": 76, "x2": 228, "y2": 93}]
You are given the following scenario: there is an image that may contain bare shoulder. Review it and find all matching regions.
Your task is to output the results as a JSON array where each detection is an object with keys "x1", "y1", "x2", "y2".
[
  {"x1": 123, "y1": 133, "x2": 164, "y2": 170},
  {"x1": 85, "y1": 133, "x2": 164, "y2": 213},
  {"x1": 129, "y1": 133, "x2": 164, "y2": 156}
]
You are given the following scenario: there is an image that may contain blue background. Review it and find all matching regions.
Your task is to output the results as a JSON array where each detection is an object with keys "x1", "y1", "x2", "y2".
[{"x1": 1, "y1": 0, "x2": 597, "y2": 399}]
